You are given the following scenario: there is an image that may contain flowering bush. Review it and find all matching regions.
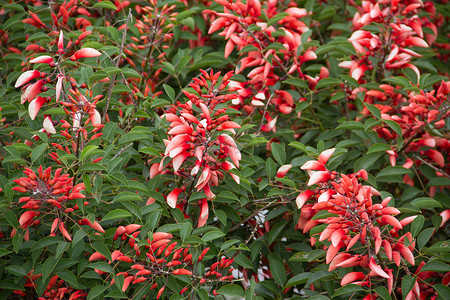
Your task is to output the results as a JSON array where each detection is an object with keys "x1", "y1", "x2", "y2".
[{"x1": 0, "y1": 0, "x2": 448, "y2": 299}]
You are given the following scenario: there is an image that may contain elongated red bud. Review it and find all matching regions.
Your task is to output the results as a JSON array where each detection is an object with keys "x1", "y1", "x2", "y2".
[{"x1": 70, "y1": 48, "x2": 102, "y2": 61}]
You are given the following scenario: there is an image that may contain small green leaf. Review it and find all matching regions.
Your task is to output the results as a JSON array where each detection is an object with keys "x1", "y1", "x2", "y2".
[
  {"x1": 92, "y1": 242, "x2": 112, "y2": 261},
  {"x1": 315, "y1": 77, "x2": 342, "y2": 90},
  {"x1": 411, "y1": 197, "x2": 442, "y2": 209},
  {"x1": 93, "y1": 1, "x2": 118, "y2": 10},
  {"x1": 433, "y1": 284, "x2": 450, "y2": 300},
  {"x1": 88, "y1": 262, "x2": 114, "y2": 274},
  {"x1": 217, "y1": 284, "x2": 245, "y2": 298},
  {"x1": 421, "y1": 261, "x2": 450, "y2": 273},
  {"x1": 410, "y1": 215, "x2": 424, "y2": 238},
  {"x1": 234, "y1": 253, "x2": 253, "y2": 269},
  {"x1": 78, "y1": 163, "x2": 106, "y2": 172},
  {"x1": 285, "y1": 273, "x2": 311, "y2": 288},
  {"x1": 332, "y1": 284, "x2": 364, "y2": 297},
  {"x1": 269, "y1": 254, "x2": 287, "y2": 286},
  {"x1": 87, "y1": 286, "x2": 108, "y2": 300},
  {"x1": 401, "y1": 275, "x2": 416, "y2": 300},
  {"x1": 202, "y1": 231, "x2": 225, "y2": 242},
  {"x1": 266, "y1": 158, "x2": 276, "y2": 178},
  {"x1": 336, "y1": 121, "x2": 364, "y2": 130},
  {"x1": 364, "y1": 103, "x2": 381, "y2": 119},
  {"x1": 31, "y1": 143, "x2": 47, "y2": 163},
  {"x1": 113, "y1": 191, "x2": 142, "y2": 202},
  {"x1": 80, "y1": 145, "x2": 99, "y2": 161},
  {"x1": 283, "y1": 78, "x2": 308, "y2": 89},
  {"x1": 42, "y1": 256, "x2": 60, "y2": 282},
  {"x1": 374, "y1": 286, "x2": 392, "y2": 300},
  {"x1": 418, "y1": 228, "x2": 435, "y2": 250},
  {"x1": 163, "y1": 84, "x2": 175, "y2": 101},
  {"x1": 377, "y1": 166, "x2": 411, "y2": 178},
  {"x1": 367, "y1": 143, "x2": 391, "y2": 155},
  {"x1": 180, "y1": 222, "x2": 192, "y2": 242},
  {"x1": 271, "y1": 143, "x2": 286, "y2": 165},
  {"x1": 384, "y1": 120, "x2": 403, "y2": 137},
  {"x1": 305, "y1": 270, "x2": 334, "y2": 286},
  {"x1": 56, "y1": 270, "x2": 78, "y2": 288},
  {"x1": 215, "y1": 210, "x2": 227, "y2": 225}
]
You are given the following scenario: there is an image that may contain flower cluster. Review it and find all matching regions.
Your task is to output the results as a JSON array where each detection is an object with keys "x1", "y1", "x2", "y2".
[
  {"x1": 89, "y1": 226, "x2": 235, "y2": 298},
  {"x1": 205, "y1": 0, "x2": 320, "y2": 130},
  {"x1": 15, "y1": 30, "x2": 103, "y2": 139},
  {"x1": 340, "y1": 0, "x2": 437, "y2": 82},
  {"x1": 12, "y1": 166, "x2": 87, "y2": 241},
  {"x1": 155, "y1": 69, "x2": 241, "y2": 226},
  {"x1": 297, "y1": 148, "x2": 417, "y2": 295}
]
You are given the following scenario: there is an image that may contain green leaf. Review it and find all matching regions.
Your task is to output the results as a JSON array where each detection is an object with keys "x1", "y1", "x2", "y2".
[
  {"x1": 4, "y1": 265, "x2": 26, "y2": 277},
  {"x1": 267, "y1": 221, "x2": 287, "y2": 245},
  {"x1": 31, "y1": 143, "x2": 47, "y2": 163},
  {"x1": 102, "y1": 209, "x2": 133, "y2": 222},
  {"x1": 367, "y1": 143, "x2": 391, "y2": 154},
  {"x1": 266, "y1": 158, "x2": 276, "y2": 178},
  {"x1": 217, "y1": 284, "x2": 245, "y2": 298},
  {"x1": 425, "y1": 241, "x2": 450, "y2": 254},
  {"x1": 202, "y1": 231, "x2": 225, "y2": 242},
  {"x1": 271, "y1": 143, "x2": 286, "y2": 165},
  {"x1": 267, "y1": 12, "x2": 289, "y2": 26},
  {"x1": 234, "y1": 253, "x2": 253, "y2": 269},
  {"x1": 121, "y1": 202, "x2": 142, "y2": 220},
  {"x1": 113, "y1": 191, "x2": 142, "y2": 202},
  {"x1": 3, "y1": 3, "x2": 26, "y2": 12},
  {"x1": 401, "y1": 275, "x2": 416, "y2": 300},
  {"x1": 87, "y1": 286, "x2": 108, "y2": 300},
  {"x1": 364, "y1": 103, "x2": 381, "y2": 120},
  {"x1": 92, "y1": 242, "x2": 112, "y2": 261},
  {"x1": 139, "y1": 147, "x2": 161, "y2": 156},
  {"x1": 0, "y1": 249, "x2": 12, "y2": 258},
  {"x1": 4, "y1": 210, "x2": 19, "y2": 229},
  {"x1": 283, "y1": 78, "x2": 308, "y2": 89},
  {"x1": 56, "y1": 270, "x2": 78, "y2": 288},
  {"x1": 384, "y1": 120, "x2": 403, "y2": 137},
  {"x1": 284, "y1": 273, "x2": 311, "y2": 288},
  {"x1": 269, "y1": 254, "x2": 287, "y2": 286},
  {"x1": 42, "y1": 256, "x2": 60, "y2": 281},
  {"x1": 307, "y1": 249, "x2": 325, "y2": 262},
  {"x1": 418, "y1": 228, "x2": 435, "y2": 250},
  {"x1": 354, "y1": 152, "x2": 384, "y2": 171},
  {"x1": 332, "y1": 284, "x2": 364, "y2": 297},
  {"x1": 374, "y1": 286, "x2": 392, "y2": 300},
  {"x1": 421, "y1": 261, "x2": 450, "y2": 273},
  {"x1": 163, "y1": 84, "x2": 175, "y2": 101},
  {"x1": 12, "y1": 233, "x2": 23, "y2": 254},
  {"x1": 336, "y1": 121, "x2": 364, "y2": 130},
  {"x1": 180, "y1": 222, "x2": 192, "y2": 242},
  {"x1": 410, "y1": 215, "x2": 425, "y2": 238},
  {"x1": 215, "y1": 210, "x2": 227, "y2": 225},
  {"x1": 315, "y1": 77, "x2": 342, "y2": 90},
  {"x1": 411, "y1": 197, "x2": 442, "y2": 209},
  {"x1": 289, "y1": 142, "x2": 307, "y2": 153},
  {"x1": 428, "y1": 177, "x2": 450, "y2": 187},
  {"x1": 377, "y1": 166, "x2": 411, "y2": 178},
  {"x1": 80, "y1": 145, "x2": 99, "y2": 161},
  {"x1": 305, "y1": 270, "x2": 334, "y2": 286},
  {"x1": 72, "y1": 229, "x2": 86, "y2": 246},
  {"x1": 433, "y1": 284, "x2": 450, "y2": 300},
  {"x1": 78, "y1": 163, "x2": 106, "y2": 172},
  {"x1": 93, "y1": 1, "x2": 118, "y2": 10},
  {"x1": 220, "y1": 239, "x2": 240, "y2": 252},
  {"x1": 239, "y1": 45, "x2": 259, "y2": 54},
  {"x1": 88, "y1": 262, "x2": 114, "y2": 274}
]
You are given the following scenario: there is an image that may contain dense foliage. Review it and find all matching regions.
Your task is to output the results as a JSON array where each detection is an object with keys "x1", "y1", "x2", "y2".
[{"x1": 0, "y1": 0, "x2": 449, "y2": 299}]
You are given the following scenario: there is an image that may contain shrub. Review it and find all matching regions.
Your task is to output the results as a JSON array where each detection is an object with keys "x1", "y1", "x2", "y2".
[{"x1": 0, "y1": 0, "x2": 448, "y2": 299}]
